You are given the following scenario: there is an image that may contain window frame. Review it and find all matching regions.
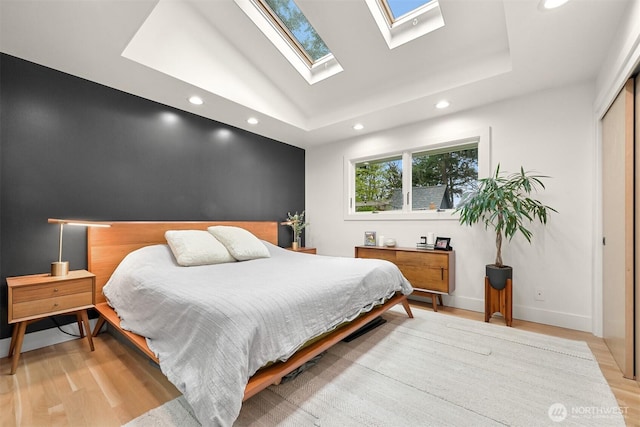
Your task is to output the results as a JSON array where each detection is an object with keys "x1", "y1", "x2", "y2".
[
  {"x1": 380, "y1": 0, "x2": 436, "y2": 24},
  {"x1": 364, "y1": 0, "x2": 445, "y2": 50},
  {"x1": 255, "y1": 0, "x2": 331, "y2": 66},
  {"x1": 344, "y1": 127, "x2": 491, "y2": 221},
  {"x1": 234, "y1": 0, "x2": 343, "y2": 84}
]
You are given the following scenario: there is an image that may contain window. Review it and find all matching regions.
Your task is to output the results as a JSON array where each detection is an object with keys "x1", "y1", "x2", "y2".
[
  {"x1": 411, "y1": 144, "x2": 478, "y2": 210},
  {"x1": 260, "y1": 0, "x2": 331, "y2": 64},
  {"x1": 365, "y1": 0, "x2": 444, "y2": 49},
  {"x1": 383, "y1": 0, "x2": 435, "y2": 21},
  {"x1": 235, "y1": 0, "x2": 343, "y2": 84},
  {"x1": 355, "y1": 156, "x2": 403, "y2": 212},
  {"x1": 345, "y1": 128, "x2": 489, "y2": 220}
]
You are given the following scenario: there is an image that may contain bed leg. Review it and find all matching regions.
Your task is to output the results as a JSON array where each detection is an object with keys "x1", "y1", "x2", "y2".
[
  {"x1": 401, "y1": 298, "x2": 414, "y2": 318},
  {"x1": 92, "y1": 316, "x2": 106, "y2": 337}
]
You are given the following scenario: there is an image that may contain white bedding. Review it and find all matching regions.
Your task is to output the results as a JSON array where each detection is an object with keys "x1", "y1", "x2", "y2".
[{"x1": 103, "y1": 242, "x2": 412, "y2": 426}]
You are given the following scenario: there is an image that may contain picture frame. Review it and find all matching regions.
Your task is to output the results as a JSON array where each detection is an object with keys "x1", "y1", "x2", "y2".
[
  {"x1": 364, "y1": 231, "x2": 377, "y2": 246},
  {"x1": 434, "y1": 237, "x2": 451, "y2": 251}
]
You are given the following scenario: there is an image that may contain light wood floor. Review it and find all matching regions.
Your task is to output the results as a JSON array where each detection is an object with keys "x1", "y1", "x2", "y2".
[{"x1": 1, "y1": 303, "x2": 638, "y2": 426}]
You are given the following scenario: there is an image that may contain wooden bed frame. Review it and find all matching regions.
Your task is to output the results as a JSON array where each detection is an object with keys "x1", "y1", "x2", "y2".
[{"x1": 88, "y1": 221, "x2": 413, "y2": 401}]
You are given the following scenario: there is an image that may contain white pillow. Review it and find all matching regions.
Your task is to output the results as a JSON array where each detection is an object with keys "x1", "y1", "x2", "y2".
[
  {"x1": 165, "y1": 230, "x2": 236, "y2": 266},
  {"x1": 207, "y1": 226, "x2": 270, "y2": 261}
]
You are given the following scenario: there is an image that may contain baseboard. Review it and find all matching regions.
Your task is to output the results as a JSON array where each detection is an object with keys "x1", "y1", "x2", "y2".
[
  {"x1": 409, "y1": 294, "x2": 593, "y2": 333},
  {"x1": 0, "y1": 318, "x2": 99, "y2": 358}
]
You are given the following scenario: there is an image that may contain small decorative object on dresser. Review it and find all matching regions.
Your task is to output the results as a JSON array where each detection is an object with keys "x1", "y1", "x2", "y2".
[
  {"x1": 6, "y1": 269, "x2": 96, "y2": 374},
  {"x1": 281, "y1": 211, "x2": 308, "y2": 250},
  {"x1": 364, "y1": 231, "x2": 377, "y2": 246},
  {"x1": 434, "y1": 237, "x2": 451, "y2": 251}
]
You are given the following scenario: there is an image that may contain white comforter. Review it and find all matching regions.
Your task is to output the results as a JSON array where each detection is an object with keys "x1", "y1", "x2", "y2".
[{"x1": 103, "y1": 242, "x2": 412, "y2": 426}]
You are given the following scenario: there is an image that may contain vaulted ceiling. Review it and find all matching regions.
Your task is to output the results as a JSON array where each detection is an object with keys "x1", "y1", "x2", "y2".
[{"x1": 0, "y1": 0, "x2": 630, "y2": 148}]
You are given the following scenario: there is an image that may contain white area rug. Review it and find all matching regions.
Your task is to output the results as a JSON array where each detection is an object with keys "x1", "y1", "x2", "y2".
[{"x1": 125, "y1": 307, "x2": 624, "y2": 426}]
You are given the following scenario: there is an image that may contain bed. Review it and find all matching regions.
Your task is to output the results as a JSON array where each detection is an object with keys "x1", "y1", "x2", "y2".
[{"x1": 88, "y1": 221, "x2": 413, "y2": 426}]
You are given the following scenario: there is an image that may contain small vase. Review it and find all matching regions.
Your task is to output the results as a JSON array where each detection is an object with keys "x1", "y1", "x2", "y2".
[{"x1": 291, "y1": 241, "x2": 299, "y2": 250}]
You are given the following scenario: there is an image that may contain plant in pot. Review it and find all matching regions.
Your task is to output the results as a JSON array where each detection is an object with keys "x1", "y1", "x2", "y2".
[
  {"x1": 455, "y1": 164, "x2": 556, "y2": 290},
  {"x1": 281, "y1": 211, "x2": 308, "y2": 250}
]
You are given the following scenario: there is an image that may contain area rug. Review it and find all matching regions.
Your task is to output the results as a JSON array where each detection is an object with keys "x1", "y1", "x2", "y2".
[{"x1": 125, "y1": 307, "x2": 624, "y2": 426}]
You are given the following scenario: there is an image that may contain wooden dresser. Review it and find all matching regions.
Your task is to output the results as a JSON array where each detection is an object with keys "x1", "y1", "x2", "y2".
[{"x1": 355, "y1": 246, "x2": 455, "y2": 311}]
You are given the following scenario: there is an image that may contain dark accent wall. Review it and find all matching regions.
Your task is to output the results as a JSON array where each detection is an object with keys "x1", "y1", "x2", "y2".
[{"x1": 0, "y1": 54, "x2": 305, "y2": 340}]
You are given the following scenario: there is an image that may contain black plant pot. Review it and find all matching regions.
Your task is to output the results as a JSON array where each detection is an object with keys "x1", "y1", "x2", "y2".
[{"x1": 486, "y1": 264, "x2": 513, "y2": 290}]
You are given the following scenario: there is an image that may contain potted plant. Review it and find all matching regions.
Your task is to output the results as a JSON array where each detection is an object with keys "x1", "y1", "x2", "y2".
[
  {"x1": 281, "y1": 211, "x2": 308, "y2": 250},
  {"x1": 455, "y1": 164, "x2": 556, "y2": 289}
]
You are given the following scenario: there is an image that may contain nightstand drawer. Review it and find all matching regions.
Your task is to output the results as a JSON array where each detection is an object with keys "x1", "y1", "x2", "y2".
[
  {"x1": 12, "y1": 291, "x2": 93, "y2": 320},
  {"x1": 11, "y1": 278, "x2": 93, "y2": 303}
]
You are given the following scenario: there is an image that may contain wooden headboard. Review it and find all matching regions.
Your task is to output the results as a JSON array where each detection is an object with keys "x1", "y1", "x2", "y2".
[{"x1": 87, "y1": 221, "x2": 279, "y2": 304}]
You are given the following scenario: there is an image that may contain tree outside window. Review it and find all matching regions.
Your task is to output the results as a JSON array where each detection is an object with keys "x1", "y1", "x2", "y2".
[
  {"x1": 355, "y1": 157, "x2": 402, "y2": 212},
  {"x1": 352, "y1": 144, "x2": 478, "y2": 214},
  {"x1": 412, "y1": 146, "x2": 478, "y2": 208}
]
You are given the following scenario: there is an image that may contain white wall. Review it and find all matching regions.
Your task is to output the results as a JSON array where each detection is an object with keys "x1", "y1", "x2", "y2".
[
  {"x1": 592, "y1": 0, "x2": 640, "y2": 338},
  {"x1": 306, "y1": 82, "x2": 596, "y2": 332}
]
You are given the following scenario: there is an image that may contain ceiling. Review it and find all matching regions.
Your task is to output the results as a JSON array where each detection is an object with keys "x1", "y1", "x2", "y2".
[{"x1": 0, "y1": 0, "x2": 630, "y2": 148}]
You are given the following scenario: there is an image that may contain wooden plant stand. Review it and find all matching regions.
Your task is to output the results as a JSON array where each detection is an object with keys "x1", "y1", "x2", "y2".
[{"x1": 484, "y1": 276, "x2": 512, "y2": 327}]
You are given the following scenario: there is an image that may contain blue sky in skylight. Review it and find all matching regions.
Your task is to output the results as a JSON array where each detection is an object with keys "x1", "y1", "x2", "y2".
[{"x1": 386, "y1": 0, "x2": 433, "y2": 19}]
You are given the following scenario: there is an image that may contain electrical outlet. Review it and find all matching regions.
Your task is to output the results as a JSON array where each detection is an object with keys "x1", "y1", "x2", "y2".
[{"x1": 535, "y1": 287, "x2": 545, "y2": 301}]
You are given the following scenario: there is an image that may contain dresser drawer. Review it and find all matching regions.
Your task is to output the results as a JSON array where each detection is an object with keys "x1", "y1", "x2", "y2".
[
  {"x1": 11, "y1": 278, "x2": 93, "y2": 304},
  {"x1": 401, "y1": 266, "x2": 450, "y2": 293},
  {"x1": 355, "y1": 247, "x2": 397, "y2": 262},
  {"x1": 12, "y1": 291, "x2": 93, "y2": 320},
  {"x1": 396, "y1": 251, "x2": 448, "y2": 268}
]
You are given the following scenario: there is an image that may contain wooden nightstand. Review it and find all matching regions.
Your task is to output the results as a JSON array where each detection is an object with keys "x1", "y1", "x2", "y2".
[
  {"x1": 7, "y1": 269, "x2": 96, "y2": 374},
  {"x1": 286, "y1": 247, "x2": 317, "y2": 254}
]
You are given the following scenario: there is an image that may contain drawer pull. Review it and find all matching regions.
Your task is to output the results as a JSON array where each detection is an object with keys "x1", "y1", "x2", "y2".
[
  {"x1": 441, "y1": 267, "x2": 444, "y2": 280},
  {"x1": 54, "y1": 288, "x2": 59, "y2": 292},
  {"x1": 53, "y1": 303, "x2": 59, "y2": 307}
]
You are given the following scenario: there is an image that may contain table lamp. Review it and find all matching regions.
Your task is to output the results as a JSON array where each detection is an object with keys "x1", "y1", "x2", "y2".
[{"x1": 48, "y1": 218, "x2": 111, "y2": 276}]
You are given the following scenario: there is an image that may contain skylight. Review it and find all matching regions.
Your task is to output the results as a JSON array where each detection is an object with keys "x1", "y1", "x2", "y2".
[
  {"x1": 261, "y1": 0, "x2": 331, "y2": 64},
  {"x1": 365, "y1": 0, "x2": 444, "y2": 49},
  {"x1": 235, "y1": 0, "x2": 343, "y2": 84},
  {"x1": 384, "y1": 0, "x2": 434, "y2": 21}
]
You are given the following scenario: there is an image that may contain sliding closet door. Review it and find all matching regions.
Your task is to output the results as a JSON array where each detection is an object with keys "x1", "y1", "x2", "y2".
[
  {"x1": 636, "y1": 76, "x2": 640, "y2": 382},
  {"x1": 602, "y1": 78, "x2": 634, "y2": 380}
]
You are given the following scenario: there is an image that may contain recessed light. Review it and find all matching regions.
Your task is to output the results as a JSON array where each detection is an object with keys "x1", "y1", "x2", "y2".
[
  {"x1": 539, "y1": 0, "x2": 570, "y2": 10},
  {"x1": 435, "y1": 100, "x2": 450, "y2": 109},
  {"x1": 247, "y1": 117, "x2": 259, "y2": 125},
  {"x1": 353, "y1": 123, "x2": 364, "y2": 130},
  {"x1": 188, "y1": 96, "x2": 203, "y2": 105}
]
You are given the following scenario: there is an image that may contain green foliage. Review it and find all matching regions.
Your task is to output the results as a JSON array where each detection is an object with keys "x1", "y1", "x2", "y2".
[
  {"x1": 264, "y1": 0, "x2": 330, "y2": 61},
  {"x1": 455, "y1": 164, "x2": 556, "y2": 267},
  {"x1": 412, "y1": 148, "x2": 478, "y2": 207},
  {"x1": 355, "y1": 159, "x2": 402, "y2": 211},
  {"x1": 282, "y1": 211, "x2": 308, "y2": 240}
]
